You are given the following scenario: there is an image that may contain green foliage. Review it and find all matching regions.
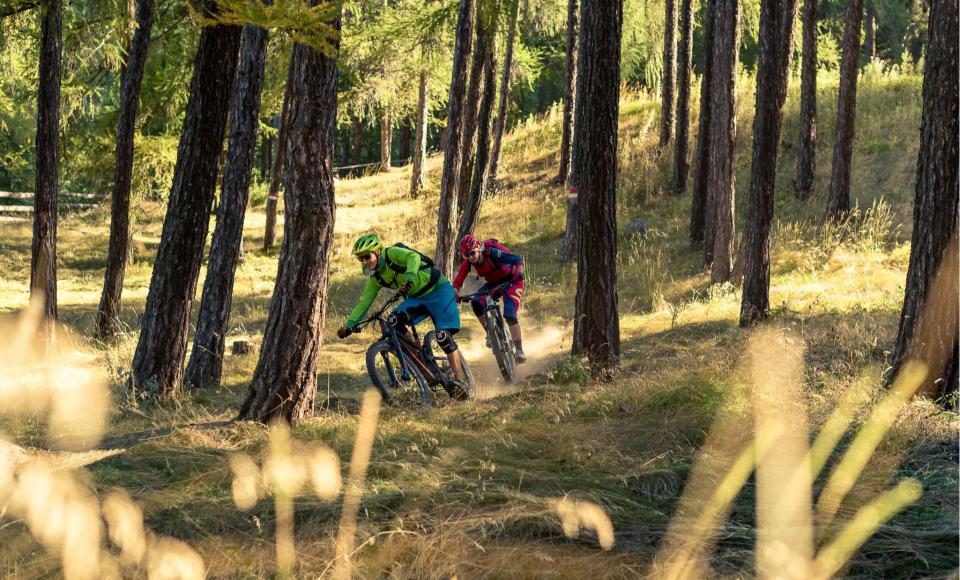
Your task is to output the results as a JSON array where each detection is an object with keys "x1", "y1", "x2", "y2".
[{"x1": 202, "y1": 0, "x2": 340, "y2": 56}]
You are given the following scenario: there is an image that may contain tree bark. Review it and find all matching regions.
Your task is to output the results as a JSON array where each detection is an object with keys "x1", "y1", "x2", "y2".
[
  {"x1": 458, "y1": 24, "x2": 497, "y2": 241},
  {"x1": 379, "y1": 110, "x2": 392, "y2": 171},
  {"x1": 571, "y1": 0, "x2": 622, "y2": 378},
  {"x1": 863, "y1": 1, "x2": 876, "y2": 62},
  {"x1": 739, "y1": 0, "x2": 799, "y2": 327},
  {"x1": 399, "y1": 119, "x2": 411, "y2": 162},
  {"x1": 262, "y1": 134, "x2": 272, "y2": 177},
  {"x1": 489, "y1": 0, "x2": 519, "y2": 186},
  {"x1": 31, "y1": 0, "x2": 61, "y2": 334},
  {"x1": 690, "y1": 0, "x2": 716, "y2": 248},
  {"x1": 185, "y1": 23, "x2": 269, "y2": 390},
  {"x1": 435, "y1": 0, "x2": 474, "y2": 276},
  {"x1": 96, "y1": 0, "x2": 154, "y2": 339},
  {"x1": 891, "y1": 0, "x2": 959, "y2": 404},
  {"x1": 561, "y1": 0, "x2": 582, "y2": 262},
  {"x1": 410, "y1": 68, "x2": 428, "y2": 198},
  {"x1": 672, "y1": 0, "x2": 693, "y2": 193},
  {"x1": 794, "y1": 0, "x2": 817, "y2": 200},
  {"x1": 129, "y1": 15, "x2": 242, "y2": 398},
  {"x1": 558, "y1": 0, "x2": 579, "y2": 184},
  {"x1": 457, "y1": 13, "x2": 487, "y2": 213},
  {"x1": 239, "y1": 7, "x2": 341, "y2": 425},
  {"x1": 263, "y1": 59, "x2": 294, "y2": 250},
  {"x1": 660, "y1": 0, "x2": 677, "y2": 147},
  {"x1": 825, "y1": 0, "x2": 863, "y2": 221},
  {"x1": 704, "y1": 0, "x2": 740, "y2": 283}
]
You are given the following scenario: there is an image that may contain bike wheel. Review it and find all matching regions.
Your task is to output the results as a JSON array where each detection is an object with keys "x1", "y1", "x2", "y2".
[
  {"x1": 486, "y1": 309, "x2": 517, "y2": 382},
  {"x1": 365, "y1": 340, "x2": 432, "y2": 406},
  {"x1": 423, "y1": 331, "x2": 475, "y2": 400}
]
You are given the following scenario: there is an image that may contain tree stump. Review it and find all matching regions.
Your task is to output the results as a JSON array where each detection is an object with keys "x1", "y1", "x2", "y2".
[{"x1": 232, "y1": 340, "x2": 250, "y2": 356}]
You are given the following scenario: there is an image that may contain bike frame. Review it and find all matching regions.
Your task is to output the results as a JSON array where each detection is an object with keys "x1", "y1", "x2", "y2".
[
  {"x1": 460, "y1": 281, "x2": 515, "y2": 338},
  {"x1": 352, "y1": 293, "x2": 457, "y2": 400}
]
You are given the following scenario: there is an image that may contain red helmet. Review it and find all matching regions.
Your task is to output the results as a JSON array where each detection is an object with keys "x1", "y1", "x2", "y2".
[{"x1": 459, "y1": 234, "x2": 483, "y2": 256}]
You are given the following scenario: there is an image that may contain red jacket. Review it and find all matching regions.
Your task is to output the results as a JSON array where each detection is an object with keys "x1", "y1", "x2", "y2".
[{"x1": 452, "y1": 240, "x2": 524, "y2": 290}]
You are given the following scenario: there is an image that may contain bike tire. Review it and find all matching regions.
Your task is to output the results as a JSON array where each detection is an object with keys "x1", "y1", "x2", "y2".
[
  {"x1": 365, "y1": 340, "x2": 432, "y2": 406},
  {"x1": 423, "y1": 331, "x2": 475, "y2": 400},
  {"x1": 486, "y1": 309, "x2": 517, "y2": 383}
]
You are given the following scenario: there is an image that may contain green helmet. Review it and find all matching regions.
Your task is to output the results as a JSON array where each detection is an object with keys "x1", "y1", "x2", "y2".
[{"x1": 352, "y1": 233, "x2": 382, "y2": 256}]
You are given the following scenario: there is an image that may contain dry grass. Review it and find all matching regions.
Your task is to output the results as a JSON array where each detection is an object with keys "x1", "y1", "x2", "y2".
[{"x1": 0, "y1": 69, "x2": 956, "y2": 578}]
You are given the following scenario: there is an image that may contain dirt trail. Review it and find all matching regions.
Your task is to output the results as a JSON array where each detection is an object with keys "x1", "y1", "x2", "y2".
[{"x1": 460, "y1": 324, "x2": 569, "y2": 400}]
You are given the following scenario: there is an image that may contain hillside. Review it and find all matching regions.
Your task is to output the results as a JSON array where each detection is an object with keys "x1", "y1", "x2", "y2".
[{"x1": 0, "y1": 69, "x2": 956, "y2": 578}]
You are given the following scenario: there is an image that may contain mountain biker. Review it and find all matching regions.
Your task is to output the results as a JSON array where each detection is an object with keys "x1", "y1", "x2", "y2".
[
  {"x1": 452, "y1": 233, "x2": 527, "y2": 363},
  {"x1": 337, "y1": 233, "x2": 468, "y2": 384}
]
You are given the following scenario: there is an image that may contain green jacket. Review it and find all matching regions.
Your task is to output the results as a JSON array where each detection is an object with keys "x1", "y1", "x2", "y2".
[{"x1": 346, "y1": 245, "x2": 446, "y2": 327}]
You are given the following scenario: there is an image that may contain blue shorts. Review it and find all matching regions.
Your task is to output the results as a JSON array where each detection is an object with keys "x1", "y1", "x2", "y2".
[{"x1": 394, "y1": 280, "x2": 461, "y2": 333}]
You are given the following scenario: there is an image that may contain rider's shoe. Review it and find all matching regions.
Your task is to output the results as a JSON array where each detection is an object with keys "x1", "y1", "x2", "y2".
[{"x1": 515, "y1": 349, "x2": 527, "y2": 364}]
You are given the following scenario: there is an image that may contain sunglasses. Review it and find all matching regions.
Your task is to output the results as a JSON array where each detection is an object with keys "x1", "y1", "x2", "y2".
[{"x1": 357, "y1": 253, "x2": 374, "y2": 262}]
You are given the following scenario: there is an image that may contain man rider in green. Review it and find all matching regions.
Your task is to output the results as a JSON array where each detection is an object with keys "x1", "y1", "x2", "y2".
[{"x1": 336, "y1": 233, "x2": 468, "y2": 387}]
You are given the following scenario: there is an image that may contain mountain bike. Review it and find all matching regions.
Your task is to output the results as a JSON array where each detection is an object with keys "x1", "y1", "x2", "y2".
[
  {"x1": 460, "y1": 281, "x2": 517, "y2": 383},
  {"x1": 346, "y1": 293, "x2": 475, "y2": 406}
]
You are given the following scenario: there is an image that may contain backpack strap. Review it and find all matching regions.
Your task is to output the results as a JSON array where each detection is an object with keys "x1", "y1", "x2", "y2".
[{"x1": 410, "y1": 267, "x2": 442, "y2": 298}]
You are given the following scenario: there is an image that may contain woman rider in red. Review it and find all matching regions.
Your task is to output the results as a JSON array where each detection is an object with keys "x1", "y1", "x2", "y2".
[{"x1": 452, "y1": 234, "x2": 527, "y2": 363}]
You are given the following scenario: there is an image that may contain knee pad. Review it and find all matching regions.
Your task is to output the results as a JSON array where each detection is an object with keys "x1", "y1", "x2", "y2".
[
  {"x1": 435, "y1": 329, "x2": 459, "y2": 354},
  {"x1": 505, "y1": 315, "x2": 519, "y2": 326},
  {"x1": 470, "y1": 300, "x2": 484, "y2": 317}
]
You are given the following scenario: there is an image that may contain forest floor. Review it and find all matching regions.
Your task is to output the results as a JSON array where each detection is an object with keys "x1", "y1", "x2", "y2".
[{"x1": 0, "y1": 68, "x2": 957, "y2": 578}]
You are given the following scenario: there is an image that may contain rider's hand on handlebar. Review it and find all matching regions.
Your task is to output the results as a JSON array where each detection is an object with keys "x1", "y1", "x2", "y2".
[
  {"x1": 513, "y1": 270, "x2": 525, "y2": 283},
  {"x1": 397, "y1": 280, "x2": 413, "y2": 296},
  {"x1": 455, "y1": 292, "x2": 463, "y2": 304},
  {"x1": 336, "y1": 326, "x2": 353, "y2": 339}
]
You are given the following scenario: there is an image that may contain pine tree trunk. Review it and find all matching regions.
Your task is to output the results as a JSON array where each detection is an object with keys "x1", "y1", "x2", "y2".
[
  {"x1": 436, "y1": 0, "x2": 474, "y2": 276},
  {"x1": 185, "y1": 24, "x2": 269, "y2": 390},
  {"x1": 399, "y1": 120, "x2": 411, "y2": 163},
  {"x1": 379, "y1": 110, "x2": 392, "y2": 172},
  {"x1": 660, "y1": 0, "x2": 677, "y2": 147},
  {"x1": 96, "y1": 0, "x2": 154, "y2": 339},
  {"x1": 739, "y1": 0, "x2": 799, "y2": 327},
  {"x1": 263, "y1": 59, "x2": 293, "y2": 250},
  {"x1": 794, "y1": 0, "x2": 817, "y2": 200},
  {"x1": 672, "y1": 0, "x2": 693, "y2": 193},
  {"x1": 489, "y1": 0, "x2": 519, "y2": 186},
  {"x1": 457, "y1": 15, "x2": 487, "y2": 213},
  {"x1": 864, "y1": 2, "x2": 876, "y2": 61},
  {"x1": 129, "y1": 16, "x2": 242, "y2": 398},
  {"x1": 262, "y1": 134, "x2": 272, "y2": 176},
  {"x1": 351, "y1": 116, "x2": 362, "y2": 164},
  {"x1": 825, "y1": 0, "x2": 863, "y2": 221},
  {"x1": 560, "y1": 0, "x2": 582, "y2": 262},
  {"x1": 571, "y1": 0, "x2": 622, "y2": 378},
  {"x1": 410, "y1": 68, "x2": 428, "y2": 198},
  {"x1": 891, "y1": 0, "x2": 959, "y2": 404},
  {"x1": 705, "y1": 0, "x2": 740, "y2": 282},
  {"x1": 239, "y1": 8, "x2": 341, "y2": 424},
  {"x1": 458, "y1": 26, "x2": 497, "y2": 241},
  {"x1": 690, "y1": 0, "x2": 716, "y2": 248},
  {"x1": 31, "y1": 0, "x2": 61, "y2": 333},
  {"x1": 558, "y1": 0, "x2": 579, "y2": 184}
]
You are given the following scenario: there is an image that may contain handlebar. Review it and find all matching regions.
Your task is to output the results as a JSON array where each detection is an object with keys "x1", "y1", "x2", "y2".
[
  {"x1": 347, "y1": 292, "x2": 405, "y2": 334},
  {"x1": 458, "y1": 281, "x2": 514, "y2": 303}
]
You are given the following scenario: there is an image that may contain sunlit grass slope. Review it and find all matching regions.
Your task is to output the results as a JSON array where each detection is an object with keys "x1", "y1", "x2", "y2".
[{"x1": 0, "y1": 67, "x2": 956, "y2": 577}]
